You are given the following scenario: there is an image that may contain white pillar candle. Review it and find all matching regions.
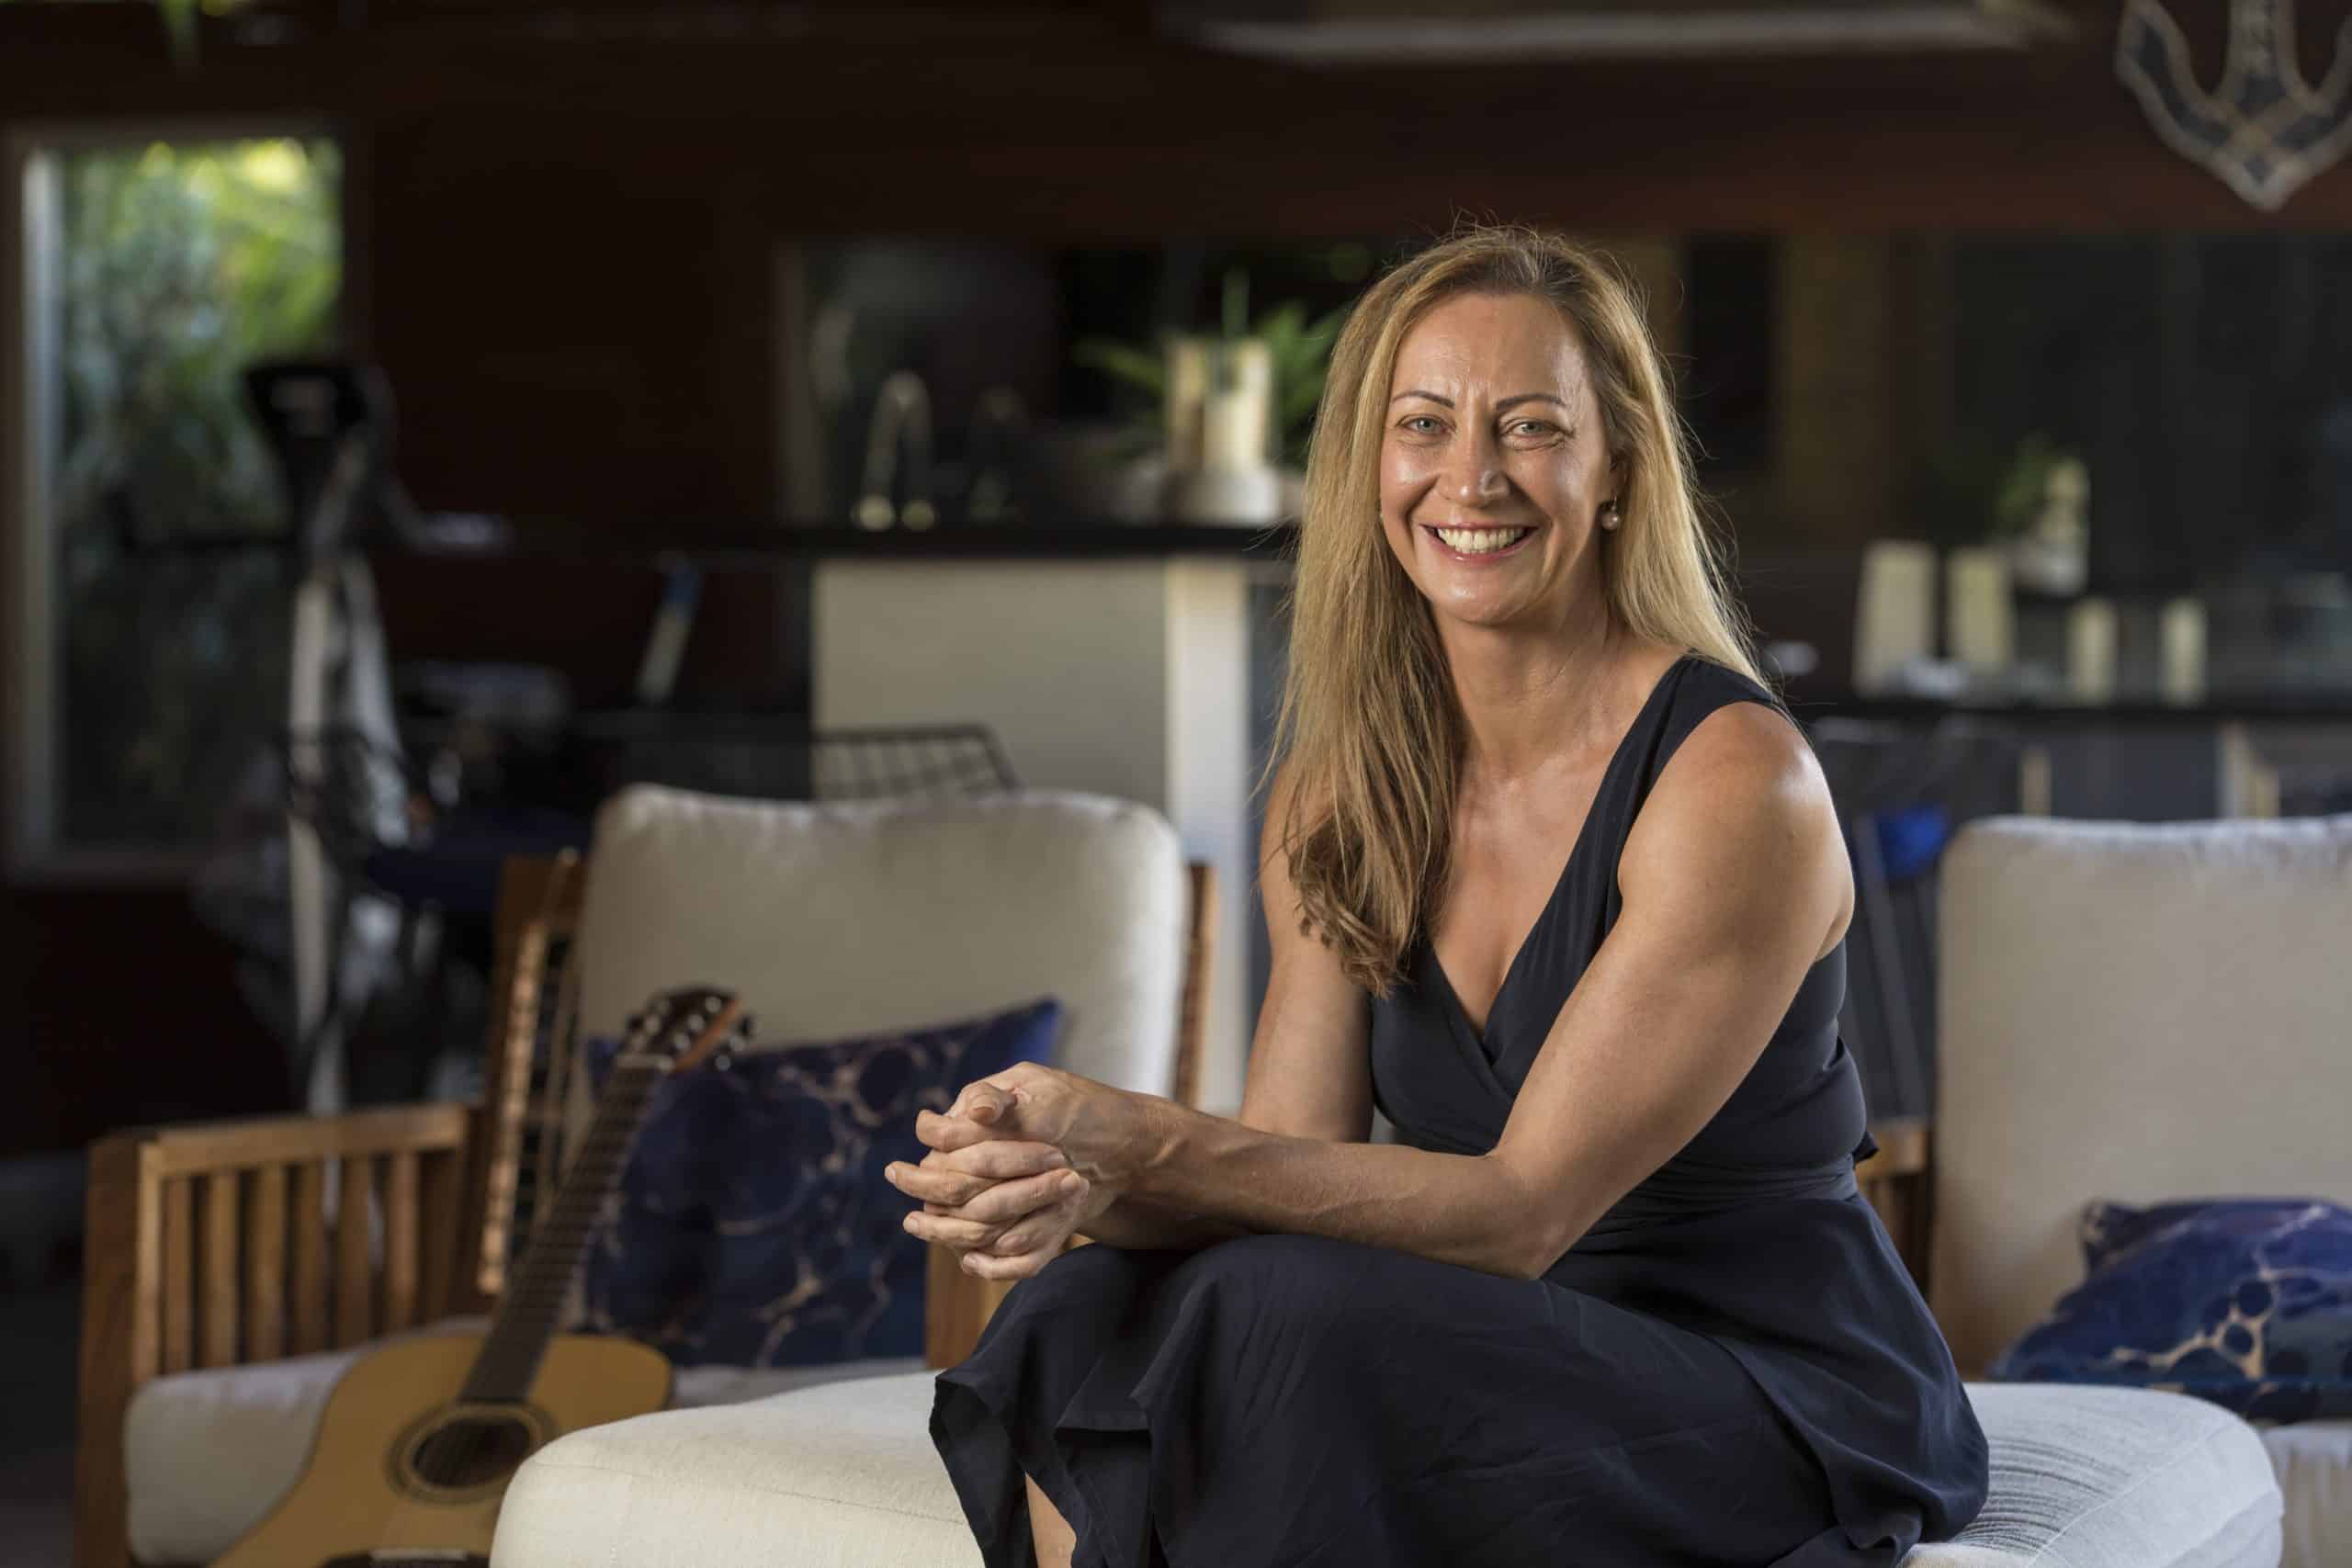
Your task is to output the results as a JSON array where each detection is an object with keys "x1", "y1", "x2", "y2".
[
  {"x1": 1201, "y1": 386, "x2": 1266, "y2": 472},
  {"x1": 1162, "y1": 337, "x2": 1211, "y2": 473},
  {"x1": 1944, "y1": 547, "x2": 2014, "y2": 677},
  {"x1": 1853, "y1": 540, "x2": 1938, "y2": 694},
  {"x1": 2160, "y1": 596, "x2": 2207, "y2": 705},
  {"x1": 2066, "y1": 596, "x2": 2117, "y2": 704}
]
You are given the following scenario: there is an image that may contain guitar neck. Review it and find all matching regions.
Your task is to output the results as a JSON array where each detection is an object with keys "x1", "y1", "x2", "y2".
[{"x1": 460, "y1": 1055, "x2": 665, "y2": 1404}]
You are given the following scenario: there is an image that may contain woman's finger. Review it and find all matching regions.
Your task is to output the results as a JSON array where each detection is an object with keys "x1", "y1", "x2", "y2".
[
  {"x1": 884, "y1": 1161, "x2": 990, "y2": 1208},
  {"x1": 916, "y1": 1109, "x2": 1000, "y2": 1154},
  {"x1": 902, "y1": 1209, "x2": 1002, "y2": 1250},
  {"x1": 953, "y1": 1169, "x2": 1085, "y2": 1226},
  {"x1": 950, "y1": 1079, "x2": 1017, "y2": 1126},
  {"x1": 920, "y1": 1141, "x2": 1067, "y2": 1180},
  {"x1": 987, "y1": 1187, "x2": 1089, "y2": 1257},
  {"x1": 962, "y1": 1247, "x2": 1048, "y2": 1280},
  {"x1": 986, "y1": 1210, "x2": 1067, "y2": 1257}
]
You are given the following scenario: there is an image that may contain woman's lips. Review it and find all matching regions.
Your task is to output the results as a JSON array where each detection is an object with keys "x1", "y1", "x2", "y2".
[{"x1": 1420, "y1": 524, "x2": 1537, "y2": 563}]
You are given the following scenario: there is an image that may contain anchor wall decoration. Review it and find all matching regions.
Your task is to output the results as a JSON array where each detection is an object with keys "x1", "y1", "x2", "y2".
[{"x1": 2118, "y1": 0, "x2": 2352, "y2": 210}]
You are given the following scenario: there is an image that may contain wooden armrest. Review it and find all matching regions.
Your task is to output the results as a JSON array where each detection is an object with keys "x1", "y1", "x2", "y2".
[
  {"x1": 76, "y1": 1102, "x2": 485, "y2": 1568},
  {"x1": 923, "y1": 1242, "x2": 1018, "y2": 1369},
  {"x1": 922, "y1": 1235, "x2": 1096, "y2": 1370},
  {"x1": 1858, "y1": 1115, "x2": 1933, "y2": 1296}
]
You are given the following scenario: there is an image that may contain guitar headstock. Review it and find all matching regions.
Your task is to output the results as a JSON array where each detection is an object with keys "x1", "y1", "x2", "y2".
[{"x1": 616, "y1": 985, "x2": 754, "y2": 1074}]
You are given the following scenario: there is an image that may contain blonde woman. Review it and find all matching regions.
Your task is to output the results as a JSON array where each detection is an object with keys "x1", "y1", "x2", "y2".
[{"x1": 888, "y1": 225, "x2": 1988, "y2": 1567}]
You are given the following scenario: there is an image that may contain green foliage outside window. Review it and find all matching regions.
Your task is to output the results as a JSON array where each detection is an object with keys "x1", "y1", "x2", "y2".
[{"x1": 47, "y1": 137, "x2": 341, "y2": 847}]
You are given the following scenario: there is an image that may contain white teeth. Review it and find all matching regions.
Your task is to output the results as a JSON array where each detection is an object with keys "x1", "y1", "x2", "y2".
[{"x1": 1434, "y1": 527, "x2": 1531, "y2": 555}]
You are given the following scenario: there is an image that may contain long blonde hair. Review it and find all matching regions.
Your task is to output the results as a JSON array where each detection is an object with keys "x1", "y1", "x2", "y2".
[{"x1": 1261, "y1": 222, "x2": 1767, "y2": 998}]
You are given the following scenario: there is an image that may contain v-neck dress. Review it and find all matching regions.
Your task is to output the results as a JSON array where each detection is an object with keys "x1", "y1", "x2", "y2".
[{"x1": 931, "y1": 653, "x2": 1989, "y2": 1568}]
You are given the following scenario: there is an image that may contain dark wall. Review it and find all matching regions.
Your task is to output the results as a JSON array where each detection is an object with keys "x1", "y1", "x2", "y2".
[
  {"x1": 16, "y1": 1, "x2": 2352, "y2": 521},
  {"x1": 1, "y1": 886, "x2": 288, "y2": 1153}
]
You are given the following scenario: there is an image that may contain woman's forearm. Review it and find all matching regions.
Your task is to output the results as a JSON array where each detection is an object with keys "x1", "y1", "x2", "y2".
[
  {"x1": 1075, "y1": 1191, "x2": 1251, "y2": 1253},
  {"x1": 1125, "y1": 1098, "x2": 1568, "y2": 1279}
]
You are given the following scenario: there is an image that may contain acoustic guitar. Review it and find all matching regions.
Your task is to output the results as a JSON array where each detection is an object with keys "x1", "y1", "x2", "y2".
[{"x1": 214, "y1": 985, "x2": 752, "y2": 1568}]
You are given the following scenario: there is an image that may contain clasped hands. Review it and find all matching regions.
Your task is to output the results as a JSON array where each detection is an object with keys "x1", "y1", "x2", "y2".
[{"x1": 882, "y1": 1062, "x2": 1146, "y2": 1280}]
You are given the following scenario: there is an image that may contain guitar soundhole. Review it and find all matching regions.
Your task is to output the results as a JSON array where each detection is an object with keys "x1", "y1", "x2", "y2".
[{"x1": 406, "y1": 1415, "x2": 537, "y2": 1490}]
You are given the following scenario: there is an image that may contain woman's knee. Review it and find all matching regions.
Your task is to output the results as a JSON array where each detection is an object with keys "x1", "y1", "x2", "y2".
[{"x1": 1171, "y1": 1233, "x2": 1380, "y2": 1316}]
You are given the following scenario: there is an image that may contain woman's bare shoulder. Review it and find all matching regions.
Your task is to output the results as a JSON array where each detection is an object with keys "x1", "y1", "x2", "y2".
[
  {"x1": 1649, "y1": 695, "x2": 1826, "y2": 834},
  {"x1": 1623, "y1": 695, "x2": 1849, "y2": 952}
]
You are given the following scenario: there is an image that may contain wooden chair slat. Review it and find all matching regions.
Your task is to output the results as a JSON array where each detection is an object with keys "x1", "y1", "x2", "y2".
[
  {"x1": 1173, "y1": 863, "x2": 1216, "y2": 1110},
  {"x1": 477, "y1": 851, "x2": 581, "y2": 1300},
  {"x1": 290, "y1": 1163, "x2": 329, "y2": 1354},
  {"x1": 334, "y1": 1156, "x2": 376, "y2": 1348},
  {"x1": 382, "y1": 1151, "x2": 421, "y2": 1333},
  {"x1": 419, "y1": 1146, "x2": 461, "y2": 1321},
  {"x1": 150, "y1": 1102, "x2": 468, "y2": 1179},
  {"x1": 243, "y1": 1166, "x2": 287, "y2": 1362},
  {"x1": 199, "y1": 1173, "x2": 240, "y2": 1369},
  {"x1": 160, "y1": 1179, "x2": 193, "y2": 1376}
]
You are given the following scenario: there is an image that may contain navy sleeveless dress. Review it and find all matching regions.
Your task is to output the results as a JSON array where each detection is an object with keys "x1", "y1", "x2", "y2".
[{"x1": 931, "y1": 653, "x2": 1989, "y2": 1567}]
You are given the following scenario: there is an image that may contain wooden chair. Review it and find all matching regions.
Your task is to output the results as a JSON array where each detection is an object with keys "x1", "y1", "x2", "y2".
[{"x1": 74, "y1": 843, "x2": 1927, "y2": 1568}]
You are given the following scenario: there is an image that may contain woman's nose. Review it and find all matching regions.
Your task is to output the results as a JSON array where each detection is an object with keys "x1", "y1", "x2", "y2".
[{"x1": 1443, "y1": 433, "x2": 1507, "y2": 504}]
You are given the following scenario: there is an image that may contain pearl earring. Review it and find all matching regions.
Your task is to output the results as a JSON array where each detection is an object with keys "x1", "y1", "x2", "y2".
[{"x1": 1600, "y1": 501, "x2": 1622, "y2": 530}]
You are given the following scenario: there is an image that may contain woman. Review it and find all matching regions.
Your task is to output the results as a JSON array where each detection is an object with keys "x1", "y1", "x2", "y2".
[{"x1": 885, "y1": 225, "x2": 1989, "y2": 1568}]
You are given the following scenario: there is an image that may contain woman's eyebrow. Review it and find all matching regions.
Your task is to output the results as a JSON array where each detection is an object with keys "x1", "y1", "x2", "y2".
[{"x1": 1385, "y1": 390, "x2": 1566, "y2": 410}]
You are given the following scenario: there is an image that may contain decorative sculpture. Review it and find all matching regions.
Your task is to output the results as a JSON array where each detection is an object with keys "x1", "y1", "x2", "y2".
[{"x1": 2118, "y1": 0, "x2": 2352, "y2": 210}]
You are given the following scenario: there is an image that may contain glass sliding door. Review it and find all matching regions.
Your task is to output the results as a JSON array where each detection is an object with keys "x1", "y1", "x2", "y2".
[{"x1": 8, "y1": 130, "x2": 341, "y2": 874}]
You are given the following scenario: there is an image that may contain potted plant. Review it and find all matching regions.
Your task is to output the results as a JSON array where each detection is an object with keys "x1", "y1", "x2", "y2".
[{"x1": 1073, "y1": 268, "x2": 1346, "y2": 524}]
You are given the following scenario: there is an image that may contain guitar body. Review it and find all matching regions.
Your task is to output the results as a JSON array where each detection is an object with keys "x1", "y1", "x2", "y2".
[{"x1": 214, "y1": 1331, "x2": 673, "y2": 1568}]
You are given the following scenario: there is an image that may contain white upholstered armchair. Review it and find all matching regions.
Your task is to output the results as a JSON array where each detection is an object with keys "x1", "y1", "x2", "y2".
[{"x1": 79, "y1": 785, "x2": 1213, "y2": 1567}]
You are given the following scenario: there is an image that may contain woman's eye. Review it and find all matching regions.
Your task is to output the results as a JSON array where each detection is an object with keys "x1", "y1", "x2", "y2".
[
  {"x1": 1510, "y1": 420, "x2": 1556, "y2": 437},
  {"x1": 1400, "y1": 415, "x2": 1442, "y2": 434}
]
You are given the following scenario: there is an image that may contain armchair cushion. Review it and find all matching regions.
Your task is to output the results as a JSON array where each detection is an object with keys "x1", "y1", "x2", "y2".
[
  {"x1": 1990, "y1": 1197, "x2": 2352, "y2": 1423},
  {"x1": 580, "y1": 996, "x2": 1064, "y2": 1367},
  {"x1": 487, "y1": 1376, "x2": 2282, "y2": 1568},
  {"x1": 571, "y1": 787, "x2": 1188, "y2": 1113}
]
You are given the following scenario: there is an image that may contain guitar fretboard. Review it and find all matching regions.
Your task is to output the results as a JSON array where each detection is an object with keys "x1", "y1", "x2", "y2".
[{"x1": 461, "y1": 1056, "x2": 664, "y2": 1404}]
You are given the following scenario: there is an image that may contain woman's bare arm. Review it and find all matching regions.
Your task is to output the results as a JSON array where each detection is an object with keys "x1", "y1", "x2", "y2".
[
  {"x1": 929, "y1": 705, "x2": 1849, "y2": 1280},
  {"x1": 1074, "y1": 760, "x2": 1374, "y2": 1250}
]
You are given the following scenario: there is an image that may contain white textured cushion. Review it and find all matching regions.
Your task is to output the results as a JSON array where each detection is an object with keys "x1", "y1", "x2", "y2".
[
  {"x1": 489, "y1": 1376, "x2": 2281, "y2": 1568},
  {"x1": 1907, "y1": 1383, "x2": 2281, "y2": 1567},
  {"x1": 2261, "y1": 1419, "x2": 2352, "y2": 1568},
  {"x1": 122, "y1": 1323, "x2": 919, "y2": 1567},
  {"x1": 492, "y1": 1370, "x2": 972, "y2": 1568},
  {"x1": 1931, "y1": 814, "x2": 2352, "y2": 1377},
  {"x1": 570, "y1": 787, "x2": 1188, "y2": 1143}
]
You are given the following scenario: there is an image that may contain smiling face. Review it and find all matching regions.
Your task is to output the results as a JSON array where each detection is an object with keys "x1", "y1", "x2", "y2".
[{"x1": 1379, "y1": 290, "x2": 1620, "y2": 629}]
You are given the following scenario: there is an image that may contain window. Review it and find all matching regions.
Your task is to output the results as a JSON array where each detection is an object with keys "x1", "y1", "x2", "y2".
[{"x1": 7, "y1": 130, "x2": 342, "y2": 874}]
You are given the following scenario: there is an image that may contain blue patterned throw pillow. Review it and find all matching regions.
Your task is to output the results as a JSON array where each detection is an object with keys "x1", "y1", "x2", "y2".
[
  {"x1": 1989, "y1": 1196, "x2": 2352, "y2": 1422},
  {"x1": 579, "y1": 996, "x2": 1062, "y2": 1366}
]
